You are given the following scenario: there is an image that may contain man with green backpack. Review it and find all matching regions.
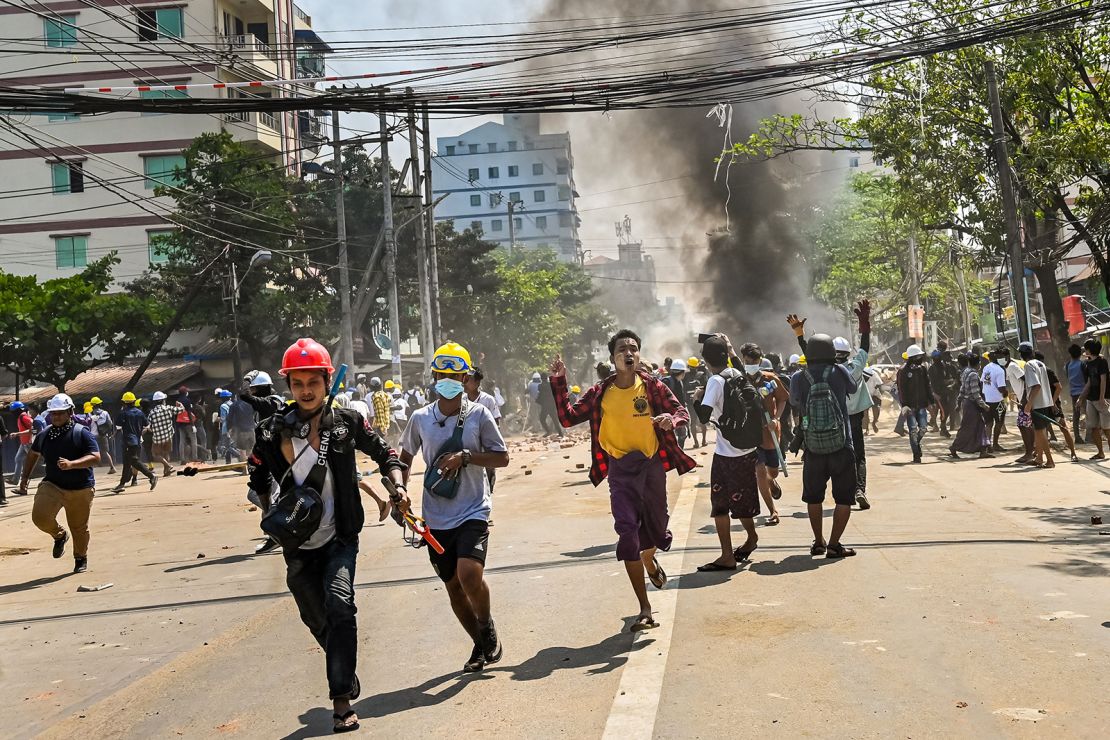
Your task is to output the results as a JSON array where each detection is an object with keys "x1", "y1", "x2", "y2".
[{"x1": 789, "y1": 333, "x2": 860, "y2": 559}]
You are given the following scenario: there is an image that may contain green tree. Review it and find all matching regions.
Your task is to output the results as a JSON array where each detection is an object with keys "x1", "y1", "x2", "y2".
[
  {"x1": 129, "y1": 132, "x2": 332, "y2": 369},
  {"x1": 0, "y1": 256, "x2": 168, "y2": 389}
]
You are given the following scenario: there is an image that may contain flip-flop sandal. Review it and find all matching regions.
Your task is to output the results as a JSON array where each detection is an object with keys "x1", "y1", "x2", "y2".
[
  {"x1": 697, "y1": 561, "x2": 737, "y2": 572},
  {"x1": 770, "y1": 480, "x2": 782, "y2": 500},
  {"x1": 648, "y1": 557, "x2": 667, "y2": 589},
  {"x1": 733, "y1": 544, "x2": 758, "y2": 561},
  {"x1": 765, "y1": 514, "x2": 780, "y2": 526},
  {"x1": 810, "y1": 541, "x2": 827, "y2": 556},
  {"x1": 333, "y1": 711, "x2": 360, "y2": 733},
  {"x1": 630, "y1": 615, "x2": 659, "y2": 632}
]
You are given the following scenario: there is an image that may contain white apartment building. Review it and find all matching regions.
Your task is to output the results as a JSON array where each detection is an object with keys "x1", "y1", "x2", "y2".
[
  {"x1": 430, "y1": 113, "x2": 581, "y2": 262},
  {"x1": 0, "y1": 0, "x2": 330, "y2": 284}
]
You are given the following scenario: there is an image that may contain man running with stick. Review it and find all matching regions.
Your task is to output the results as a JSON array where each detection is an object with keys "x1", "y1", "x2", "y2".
[{"x1": 550, "y1": 329, "x2": 696, "y2": 632}]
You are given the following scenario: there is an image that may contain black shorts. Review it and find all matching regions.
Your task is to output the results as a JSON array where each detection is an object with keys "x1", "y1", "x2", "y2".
[
  {"x1": 710, "y1": 452, "x2": 760, "y2": 519},
  {"x1": 1031, "y1": 407, "x2": 1056, "y2": 431},
  {"x1": 756, "y1": 446, "x2": 779, "y2": 469},
  {"x1": 801, "y1": 447, "x2": 857, "y2": 506},
  {"x1": 427, "y1": 518, "x2": 489, "y2": 583}
]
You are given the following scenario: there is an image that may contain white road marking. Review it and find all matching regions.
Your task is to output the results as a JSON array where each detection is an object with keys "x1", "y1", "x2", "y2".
[{"x1": 602, "y1": 476, "x2": 699, "y2": 740}]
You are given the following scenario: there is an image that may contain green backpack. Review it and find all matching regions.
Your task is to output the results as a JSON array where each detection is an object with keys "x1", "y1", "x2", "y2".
[{"x1": 801, "y1": 366, "x2": 846, "y2": 454}]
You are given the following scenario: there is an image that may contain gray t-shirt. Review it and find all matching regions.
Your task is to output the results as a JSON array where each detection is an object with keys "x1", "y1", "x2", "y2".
[{"x1": 400, "y1": 400, "x2": 507, "y2": 530}]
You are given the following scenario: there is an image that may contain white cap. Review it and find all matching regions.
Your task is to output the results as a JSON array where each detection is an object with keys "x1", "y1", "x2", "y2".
[
  {"x1": 532, "y1": 372, "x2": 541, "y2": 380},
  {"x1": 670, "y1": 359, "x2": 687, "y2": 373},
  {"x1": 833, "y1": 336, "x2": 852, "y2": 353},
  {"x1": 250, "y1": 371, "x2": 273, "y2": 387},
  {"x1": 46, "y1": 393, "x2": 75, "y2": 412},
  {"x1": 152, "y1": 391, "x2": 167, "y2": 401},
  {"x1": 760, "y1": 358, "x2": 773, "y2": 369},
  {"x1": 906, "y1": 344, "x2": 925, "y2": 359},
  {"x1": 788, "y1": 354, "x2": 800, "y2": 365}
]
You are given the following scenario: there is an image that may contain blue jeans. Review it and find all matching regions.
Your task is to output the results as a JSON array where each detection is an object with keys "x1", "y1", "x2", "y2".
[
  {"x1": 905, "y1": 408, "x2": 929, "y2": 458},
  {"x1": 12, "y1": 443, "x2": 31, "y2": 481},
  {"x1": 284, "y1": 536, "x2": 360, "y2": 700}
]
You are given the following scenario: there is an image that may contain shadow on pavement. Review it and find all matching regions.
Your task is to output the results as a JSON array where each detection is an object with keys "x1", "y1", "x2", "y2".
[
  {"x1": 162, "y1": 552, "x2": 258, "y2": 573},
  {"x1": 747, "y1": 553, "x2": 842, "y2": 576},
  {"x1": 1003, "y1": 503, "x2": 1110, "y2": 578},
  {"x1": 0, "y1": 570, "x2": 71, "y2": 595},
  {"x1": 561, "y1": 543, "x2": 614, "y2": 558},
  {"x1": 497, "y1": 630, "x2": 648, "y2": 681}
]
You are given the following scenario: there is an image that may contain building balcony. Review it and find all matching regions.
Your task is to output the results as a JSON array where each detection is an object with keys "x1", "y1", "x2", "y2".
[
  {"x1": 226, "y1": 110, "x2": 283, "y2": 153},
  {"x1": 218, "y1": 34, "x2": 278, "y2": 74},
  {"x1": 293, "y1": 3, "x2": 312, "y2": 28}
]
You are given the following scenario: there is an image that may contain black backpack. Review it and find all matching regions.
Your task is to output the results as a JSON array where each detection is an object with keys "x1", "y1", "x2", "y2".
[{"x1": 716, "y1": 368, "x2": 764, "y2": 449}]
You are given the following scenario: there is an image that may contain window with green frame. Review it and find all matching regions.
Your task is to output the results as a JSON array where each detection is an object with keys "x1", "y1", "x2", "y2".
[
  {"x1": 54, "y1": 235, "x2": 88, "y2": 268},
  {"x1": 147, "y1": 230, "x2": 175, "y2": 264},
  {"x1": 51, "y1": 161, "x2": 84, "y2": 194},
  {"x1": 143, "y1": 154, "x2": 185, "y2": 189},
  {"x1": 140, "y1": 88, "x2": 188, "y2": 116},
  {"x1": 137, "y1": 8, "x2": 184, "y2": 40},
  {"x1": 44, "y1": 15, "x2": 77, "y2": 47}
]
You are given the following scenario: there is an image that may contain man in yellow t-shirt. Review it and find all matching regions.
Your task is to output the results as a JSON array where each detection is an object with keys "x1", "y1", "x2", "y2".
[{"x1": 550, "y1": 329, "x2": 696, "y2": 633}]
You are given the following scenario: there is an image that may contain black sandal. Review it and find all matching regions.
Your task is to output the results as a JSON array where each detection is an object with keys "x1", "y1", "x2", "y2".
[
  {"x1": 647, "y1": 557, "x2": 667, "y2": 589},
  {"x1": 333, "y1": 711, "x2": 360, "y2": 733},
  {"x1": 810, "y1": 540, "x2": 827, "y2": 556},
  {"x1": 826, "y1": 542, "x2": 857, "y2": 558}
]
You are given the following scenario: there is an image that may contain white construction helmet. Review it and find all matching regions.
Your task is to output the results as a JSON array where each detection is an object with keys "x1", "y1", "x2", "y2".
[
  {"x1": 788, "y1": 353, "x2": 800, "y2": 365},
  {"x1": 250, "y1": 371, "x2": 273, "y2": 387},
  {"x1": 46, "y1": 393, "x2": 75, "y2": 412},
  {"x1": 833, "y1": 336, "x2": 852, "y2": 353},
  {"x1": 670, "y1": 359, "x2": 687, "y2": 373},
  {"x1": 152, "y1": 391, "x2": 167, "y2": 401},
  {"x1": 906, "y1": 344, "x2": 925, "y2": 359},
  {"x1": 760, "y1": 358, "x2": 773, "y2": 369}
]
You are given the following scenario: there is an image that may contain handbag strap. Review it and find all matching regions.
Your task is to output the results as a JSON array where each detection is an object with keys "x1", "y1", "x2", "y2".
[{"x1": 278, "y1": 427, "x2": 331, "y2": 492}]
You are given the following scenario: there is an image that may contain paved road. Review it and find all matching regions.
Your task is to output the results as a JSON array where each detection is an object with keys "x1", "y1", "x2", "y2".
[{"x1": 1, "y1": 422, "x2": 1107, "y2": 739}]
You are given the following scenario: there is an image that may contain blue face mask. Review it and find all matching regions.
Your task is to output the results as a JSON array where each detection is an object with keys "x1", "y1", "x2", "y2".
[{"x1": 435, "y1": 378, "x2": 465, "y2": 399}]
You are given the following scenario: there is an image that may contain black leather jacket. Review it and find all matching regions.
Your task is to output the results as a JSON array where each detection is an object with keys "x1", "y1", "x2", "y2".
[{"x1": 247, "y1": 406, "x2": 403, "y2": 540}]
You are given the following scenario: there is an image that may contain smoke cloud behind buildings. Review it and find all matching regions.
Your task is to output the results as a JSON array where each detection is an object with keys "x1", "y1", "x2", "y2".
[{"x1": 537, "y1": 0, "x2": 850, "y2": 354}]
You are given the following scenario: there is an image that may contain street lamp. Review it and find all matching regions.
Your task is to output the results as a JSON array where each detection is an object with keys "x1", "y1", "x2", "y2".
[{"x1": 230, "y1": 248, "x2": 273, "y2": 382}]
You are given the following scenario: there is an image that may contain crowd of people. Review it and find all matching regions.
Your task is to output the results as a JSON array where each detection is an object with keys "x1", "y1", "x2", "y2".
[{"x1": 1, "y1": 317, "x2": 1106, "y2": 732}]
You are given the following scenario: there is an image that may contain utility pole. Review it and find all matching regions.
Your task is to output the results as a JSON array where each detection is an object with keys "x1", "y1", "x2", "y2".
[
  {"x1": 406, "y1": 98, "x2": 434, "y2": 370},
  {"x1": 985, "y1": 60, "x2": 1032, "y2": 345},
  {"x1": 507, "y1": 199, "x2": 517, "y2": 248},
  {"x1": 421, "y1": 102, "x2": 442, "y2": 345},
  {"x1": 907, "y1": 230, "x2": 921, "y2": 342},
  {"x1": 380, "y1": 104, "x2": 403, "y2": 385},
  {"x1": 331, "y1": 110, "x2": 354, "y2": 369},
  {"x1": 230, "y1": 258, "x2": 243, "y2": 382}
]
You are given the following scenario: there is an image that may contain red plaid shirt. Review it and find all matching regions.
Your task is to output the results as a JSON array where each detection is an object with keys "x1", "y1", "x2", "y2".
[{"x1": 550, "y1": 371, "x2": 697, "y2": 486}]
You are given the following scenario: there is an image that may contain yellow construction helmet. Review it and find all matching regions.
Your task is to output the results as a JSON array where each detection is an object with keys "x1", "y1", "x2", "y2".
[
  {"x1": 90, "y1": 396, "x2": 103, "y2": 405},
  {"x1": 122, "y1": 391, "x2": 136, "y2": 403},
  {"x1": 571, "y1": 385, "x2": 581, "y2": 393},
  {"x1": 384, "y1": 380, "x2": 395, "y2": 390},
  {"x1": 798, "y1": 354, "x2": 807, "y2": 367},
  {"x1": 83, "y1": 401, "x2": 93, "y2": 413},
  {"x1": 431, "y1": 341, "x2": 472, "y2": 374},
  {"x1": 902, "y1": 352, "x2": 909, "y2": 360},
  {"x1": 687, "y1": 357, "x2": 700, "y2": 367},
  {"x1": 134, "y1": 398, "x2": 142, "y2": 407}
]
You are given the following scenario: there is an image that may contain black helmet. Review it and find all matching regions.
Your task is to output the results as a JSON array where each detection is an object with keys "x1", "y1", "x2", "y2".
[{"x1": 806, "y1": 333, "x2": 836, "y2": 362}]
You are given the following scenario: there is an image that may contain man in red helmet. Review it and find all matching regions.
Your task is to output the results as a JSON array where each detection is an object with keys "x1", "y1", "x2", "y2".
[{"x1": 247, "y1": 338, "x2": 408, "y2": 733}]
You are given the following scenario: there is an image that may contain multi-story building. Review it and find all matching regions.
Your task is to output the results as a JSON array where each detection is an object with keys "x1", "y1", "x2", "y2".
[
  {"x1": 430, "y1": 113, "x2": 581, "y2": 262},
  {"x1": 0, "y1": 0, "x2": 330, "y2": 283}
]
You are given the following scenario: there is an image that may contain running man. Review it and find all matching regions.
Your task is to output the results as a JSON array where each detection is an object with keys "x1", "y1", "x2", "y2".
[
  {"x1": 550, "y1": 329, "x2": 696, "y2": 631},
  {"x1": 399, "y1": 342, "x2": 509, "y2": 672},
  {"x1": 109, "y1": 392, "x2": 157, "y2": 493},
  {"x1": 89, "y1": 396, "x2": 117, "y2": 474},
  {"x1": 17, "y1": 394, "x2": 100, "y2": 574},
  {"x1": 248, "y1": 338, "x2": 408, "y2": 733}
]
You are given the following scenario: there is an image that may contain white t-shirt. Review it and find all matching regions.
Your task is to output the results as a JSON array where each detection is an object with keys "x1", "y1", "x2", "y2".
[
  {"x1": 981, "y1": 363, "x2": 1007, "y2": 404},
  {"x1": 474, "y1": 390, "x2": 501, "y2": 420},
  {"x1": 864, "y1": 370, "x2": 883, "y2": 398},
  {"x1": 1006, "y1": 360, "x2": 1026, "y2": 401},
  {"x1": 701, "y1": 372, "x2": 755, "y2": 457},
  {"x1": 1023, "y1": 359, "x2": 1053, "y2": 409},
  {"x1": 291, "y1": 436, "x2": 335, "y2": 550},
  {"x1": 348, "y1": 399, "x2": 371, "y2": 421},
  {"x1": 391, "y1": 391, "x2": 407, "y2": 421}
]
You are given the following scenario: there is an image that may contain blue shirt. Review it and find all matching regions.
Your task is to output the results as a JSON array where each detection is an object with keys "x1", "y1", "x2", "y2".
[
  {"x1": 32, "y1": 424, "x2": 99, "y2": 490},
  {"x1": 119, "y1": 406, "x2": 147, "y2": 446},
  {"x1": 1065, "y1": 359, "x2": 1086, "y2": 396}
]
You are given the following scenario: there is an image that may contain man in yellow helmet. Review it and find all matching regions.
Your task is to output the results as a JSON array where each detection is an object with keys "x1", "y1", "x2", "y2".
[
  {"x1": 110, "y1": 392, "x2": 156, "y2": 493},
  {"x1": 398, "y1": 342, "x2": 510, "y2": 672},
  {"x1": 89, "y1": 396, "x2": 117, "y2": 475}
]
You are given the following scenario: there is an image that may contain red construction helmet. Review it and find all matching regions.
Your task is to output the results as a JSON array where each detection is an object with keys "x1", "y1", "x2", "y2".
[{"x1": 280, "y1": 337, "x2": 335, "y2": 376}]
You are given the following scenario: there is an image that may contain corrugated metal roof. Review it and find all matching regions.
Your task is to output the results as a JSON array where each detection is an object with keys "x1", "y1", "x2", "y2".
[{"x1": 0, "y1": 358, "x2": 203, "y2": 405}]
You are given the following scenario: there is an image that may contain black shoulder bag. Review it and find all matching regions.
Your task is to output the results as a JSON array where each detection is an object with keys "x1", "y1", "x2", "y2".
[
  {"x1": 260, "y1": 429, "x2": 331, "y2": 549},
  {"x1": 423, "y1": 400, "x2": 469, "y2": 500}
]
